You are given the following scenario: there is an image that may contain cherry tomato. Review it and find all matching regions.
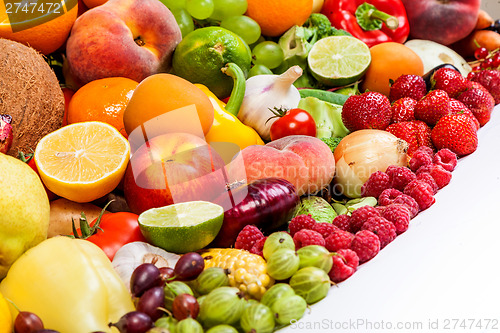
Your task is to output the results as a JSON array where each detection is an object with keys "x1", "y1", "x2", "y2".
[{"x1": 269, "y1": 108, "x2": 317, "y2": 141}]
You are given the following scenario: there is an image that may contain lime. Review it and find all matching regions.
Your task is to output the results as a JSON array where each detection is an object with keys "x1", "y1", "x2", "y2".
[
  {"x1": 307, "y1": 36, "x2": 371, "y2": 87},
  {"x1": 138, "y1": 201, "x2": 224, "y2": 253},
  {"x1": 172, "y1": 26, "x2": 252, "y2": 99}
]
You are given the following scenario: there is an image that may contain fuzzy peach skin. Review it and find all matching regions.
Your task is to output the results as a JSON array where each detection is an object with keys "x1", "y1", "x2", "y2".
[
  {"x1": 229, "y1": 135, "x2": 336, "y2": 196},
  {"x1": 66, "y1": 0, "x2": 181, "y2": 84}
]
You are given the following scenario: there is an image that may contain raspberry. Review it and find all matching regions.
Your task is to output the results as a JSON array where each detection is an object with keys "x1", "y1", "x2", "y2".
[
  {"x1": 409, "y1": 149, "x2": 433, "y2": 172},
  {"x1": 360, "y1": 171, "x2": 390, "y2": 198},
  {"x1": 393, "y1": 194, "x2": 420, "y2": 218},
  {"x1": 312, "y1": 222, "x2": 338, "y2": 238},
  {"x1": 288, "y1": 214, "x2": 316, "y2": 236},
  {"x1": 415, "y1": 145, "x2": 434, "y2": 156},
  {"x1": 293, "y1": 229, "x2": 325, "y2": 249},
  {"x1": 433, "y1": 148, "x2": 458, "y2": 172},
  {"x1": 249, "y1": 236, "x2": 267, "y2": 257},
  {"x1": 378, "y1": 188, "x2": 403, "y2": 206},
  {"x1": 350, "y1": 230, "x2": 381, "y2": 264},
  {"x1": 404, "y1": 180, "x2": 435, "y2": 211},
  {"x1": 416, "y1": 164, "x2": 452, "y2": 189},
  {"x1": 379, "y1": 204, "x2": 411, "y2": 234},
  {"x1": 332, "y1": 214, "x2": 351, "y2": 231},
  {"x1": 349, "y1": 206, "x2": 381, "y2": 233},
  {"x1": 324, "y1": 229, "x2": 354, "y2": 252},
  {"x1": 329, "y1": 249, "x2": 359, "y2": 283},
  {"x1": 234, "y1": 225, "x2": 264, "y2": 251},
  {"x1": 385, "y1": 165, "x2": 417, "y2": 191},
  {"x1": 416, "y1": 172, "x2": 439, "y2": 194},
  {"x1": 361, "y1": 216, "x2": 397, "y2": 248}
]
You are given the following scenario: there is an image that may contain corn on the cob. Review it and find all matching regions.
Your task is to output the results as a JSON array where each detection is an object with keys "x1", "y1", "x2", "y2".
[{"x1": 201, "y1": 248, "x2": 274, "y2": 300}]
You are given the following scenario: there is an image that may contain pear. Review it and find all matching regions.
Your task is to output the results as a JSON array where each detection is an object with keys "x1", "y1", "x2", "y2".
[{"x1": 0, "y1": 153, "x2": 49, "y2": 278}]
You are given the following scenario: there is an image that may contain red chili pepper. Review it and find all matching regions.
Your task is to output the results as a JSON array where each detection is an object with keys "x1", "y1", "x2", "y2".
[{"x1": 321, "y1": 0, "x2": 410, "y2": 47}]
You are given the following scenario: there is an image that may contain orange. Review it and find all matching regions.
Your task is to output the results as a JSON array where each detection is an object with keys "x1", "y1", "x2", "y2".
[
  {"x1": 82, "y1": 0, "x2": 108, "y2": 8},
  {"x1": 67, "y1": 77, "x2": 138, "y2": 138},
  {"x1": 360, "y1": 42, "x2": 424, "y2": 97},
  {"x1": 0, "y1": 1, "x2": 78, "y2": 55},
  {"x1": 34, "y1": 121, "x2": 130, "y2": 203},
  {"x1": 123, "y1": 73, "x2": 214, "y2": 148},
  {"x1": 246, "y1": 0, "x2": 313, "y2": 37}
]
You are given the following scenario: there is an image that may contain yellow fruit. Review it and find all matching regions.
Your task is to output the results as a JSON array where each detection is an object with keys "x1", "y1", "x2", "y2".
[
  {"x1": 0, "y1": 153, "x2": 50, "y2": 279},
  {"x1": 0, "y1": 291, "x2": 12, "y2": 332},
  {"x1": 34, "y1": 121, "x2": 130, "y2": 203}
]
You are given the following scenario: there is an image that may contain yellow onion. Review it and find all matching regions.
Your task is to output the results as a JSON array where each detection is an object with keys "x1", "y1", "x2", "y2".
[{"x1": 333, "y1": 129, "x2": 408, "y2": 198}]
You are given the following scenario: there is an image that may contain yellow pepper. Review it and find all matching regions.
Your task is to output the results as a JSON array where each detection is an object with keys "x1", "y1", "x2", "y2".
[
  {"x1": 201, "y1": 63, "x2": 264, "y2": 151},
  {"x1": 0, "y1": 237, "x2": 134, "y2": 333}
]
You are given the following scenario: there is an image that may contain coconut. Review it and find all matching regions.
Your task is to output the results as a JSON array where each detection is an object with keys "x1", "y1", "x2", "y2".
[{"x1": 0, "y1": 38, "x2": 64, "y2": 156}]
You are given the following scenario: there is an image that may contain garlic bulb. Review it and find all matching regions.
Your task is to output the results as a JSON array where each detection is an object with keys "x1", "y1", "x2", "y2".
[
  {"x1": 112, "y1": 241, "x2": 180, "y2": 291},
  {"x1": 237, "y1": 65, "x2": 302, "y2": 141},
  {"x1": 333, "y1": 129, "x2": 408, "y2": 198}
]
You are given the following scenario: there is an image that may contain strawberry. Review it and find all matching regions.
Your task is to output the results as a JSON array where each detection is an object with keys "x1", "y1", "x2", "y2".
[
  {"x1": 456, "y1": 84, "x2": 495, "y2": 127},
  {"x1": 431, "y1": 67, "x2": 472, "y2": 98},
  {"x1": 391, "y1": 97, "x2": 416, "y2": 123},
  {"x1": 386, "y1": 120, "x2": 433, "y2": 157},
  {"x1": 431, "y1": 114, "x2": 478, "y2": 157},
  {"x1": 414, "y1": 89, "x2": 450, "y2": 126},
  {"x1": 389, "y1": 74, "x2": 427, "y2": 102},
  {"x1": 448, "y1": 98, "x2": 480, "y2": 130},
  {"x1": 468, "y1": 70, "x2": 500, "y2": 104},
  {"x1": 342, "y1": 91, "x2": 392, "y2": 131}
]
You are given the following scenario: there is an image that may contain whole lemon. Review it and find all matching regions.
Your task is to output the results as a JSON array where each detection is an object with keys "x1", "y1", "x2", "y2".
[{"x1": 0, "y1": 153, "x2": 50, "y2": 278}]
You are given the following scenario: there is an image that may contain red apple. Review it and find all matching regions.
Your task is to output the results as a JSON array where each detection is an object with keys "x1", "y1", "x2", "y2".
[
  {"x1": 401, "y1": 0, "x2": 481, "y2": 45},
  {"x1": 123, "y1": 133, "x2": 229, "y2": 215},
  {"x1": 66, "y1": 0, "x2": 181, "y2": 85}
]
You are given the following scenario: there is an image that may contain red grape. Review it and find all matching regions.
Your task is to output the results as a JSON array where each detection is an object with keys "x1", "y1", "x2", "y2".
[
  {"x1": 172, "y1": 293, "x2": 199, "y2": 320},
  {"x1": 130, "y1": 263, "x2": 161, "y2": 297},
  {"x1": 136, "y1": 286, "x2": 165, "y2": 321},
  {"x1": 109, "y1": 311, "x2": 153, "y2": 333},
  {"x1": 474, "y1": 47, "x2": 489, "y2": 60},
  {"x1": 14, "y1": 312, "x2": 44, "y2": 333},
  {"x1": 173, "y1": 253, "x2": 205, "y2": 281}
]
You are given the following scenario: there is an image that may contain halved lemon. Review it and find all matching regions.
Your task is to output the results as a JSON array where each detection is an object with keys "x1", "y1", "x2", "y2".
[{"x1": 34, "y1": 121, "x2": 130, "y2": 203}]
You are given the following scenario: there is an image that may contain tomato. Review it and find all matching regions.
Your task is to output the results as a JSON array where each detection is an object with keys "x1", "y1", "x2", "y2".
[
  {"x1": 74, "y1": 211, "x2": 147, "y2": 261},
  {"x1": 269, "y1": 108, "x2": 317, "y2": 141}
]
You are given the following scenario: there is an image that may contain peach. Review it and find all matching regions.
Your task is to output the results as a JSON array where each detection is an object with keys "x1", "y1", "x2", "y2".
[
  {"x1": 66, "y1": 0, "x2": 181, "y2": 85},
  {"x1": 229, "y1": 135, "x2": 335, "y2": 196}
]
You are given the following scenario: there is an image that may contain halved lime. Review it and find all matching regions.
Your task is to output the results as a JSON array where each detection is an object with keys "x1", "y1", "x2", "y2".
[
  {"x1": 138, "y1": 201, "x2": 224, "y2": 254},
  {"x1": 307, "y1": 36, "x2": 371, "y2": 87}
]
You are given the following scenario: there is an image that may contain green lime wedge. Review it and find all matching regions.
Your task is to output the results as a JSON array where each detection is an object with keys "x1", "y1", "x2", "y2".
[
  {"x1": 138, "y1": 201, "x2": 224, "y2": 254},
  {"x1": 307, "y1": 36, "x2": 371, "y2": 87}
]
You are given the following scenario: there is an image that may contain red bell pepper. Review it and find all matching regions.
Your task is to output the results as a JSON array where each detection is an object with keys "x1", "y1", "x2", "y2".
[{"x1": 321, "y1": 0, "x2": 410, "y2": 47}]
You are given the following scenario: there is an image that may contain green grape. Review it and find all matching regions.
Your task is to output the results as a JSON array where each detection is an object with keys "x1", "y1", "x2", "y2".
[
  {"x1": 198, "y1": 287, "x2": 246, "y2": 328},
  {"x1": 289, "y1": 267, "x2": 331, "y2": 304},
  {"x1": 160, "y1": 0, "x2": 186, "y2": 10},
  {"x1": 266, "y1": 248, "x2": 300, "y2": 280},
  {"x1": 186, "y1": 0, "x2": 214, "y2": 20},
  {"x1": 210, "y1": 0, "x2": 247, "y2": 21},
  {"x1": 271, "y1": 294, "x2": 307, "y2": 325},
  {"x1": 248, "y1": 64, "x2": 273, "y2": 77},
  {"x1": 192, "y1": 267, "x2": 230, "y2": 295},
  {"x1": 240, "y1": 303, "x2": 275, "y2": 333},
  {"x1": 248, "y1": 35, "x2": 266, "y2": 50},
  {"x1": 176, "y1": 317, "x2": 204, "y2": 333},
  {"x1": 263, "y1": 231, "x2": 295, "y2": 260},
  {"x1": 206, "y1": 325, "x2": 239, "y2": 333},
  {"x1": 260, "y1": 283, "x2": 295, "y2": 309},
  {"x1": 164, "y1": 281, "x2": 194, "y2": 311},
  {"x1": 155, "y1": 316, "x2": 178, "y2": 331},
  {"x1": 171, "y1": 8, "x2": 195, "y2": 38},
  {"x1": 251, "y1": 41, "x2": 284, "y2": 69},
  {"x1": 297, "y1": 245, "x2": 334, "y2": 273},
  {"x1": 220, "y1": 15, "x2": 261, "y2": 45}
]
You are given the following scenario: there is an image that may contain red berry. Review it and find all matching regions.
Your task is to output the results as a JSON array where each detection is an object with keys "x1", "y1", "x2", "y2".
[
  {"x1": 416, "y1": 172, "x2": 439, "y2": 194},
  {"x1": 481, "y1": 58, "x2": 494, "y2": 69},
  {"x1": 342, "y1": 91, "x2": 392, "y2": 131},
  {"x1": 393, "y1": 195, "x2": 420, "y2": 218},
  {"x1": 378, "y1": 188, "x2": 403, "y2": 206},
  {"x1": 491, "y1": 53, "x2": 500, "y2": 68},
  {"x1": 431, "y1": 67, "x2": 471, "y2": 98},
  {"x1": 324, "y1": 229, "x2": 354, "y2": 252},
  {"x1": 433, "y1": 148, "x2": 458, "y2": 172},
  {"x1": 288, "y1": 214, "x2": 316, "y2": 237},
  {"x1": 431, "y1": 113, "x2": 478, "y2": 157},
  {"x1": 403, "y1": 180, "x2": 435, "y2": 211},
  {"x1": 235, "y1": 225, "x2": 264, "y2": 251},
  {"x1": 312, "y1": 222, "x2": 338, "y2": 238},
  {"x1": 391, "y1": 97, "x2": 417, "y2": 123},
  {"x1": 332, "y1": 214, "x2": 351, "y2": 231},
  {"x1": 350, "y1": 230, "x2": 380, "y2": 264},
  {"x1": 414, "y1": 89, "x2": 451, "y2": 126},
  {"x1": 250, "y1": 237, "x2": 267, "y2": 257},
  {"x1": 361, "y1": 216, "x2": 397, "y2": 249},
  {"x1": 474, "y1": 47, "x2": 489, "y2": 60},
  {"x1": 385, "y1": 120, "x2": 433, "y2": 157},
  {"x1": 348, "y1": 206, "x2": 381, "y2": 233},
  {"x1": 408, "y1": 149, "x2": 433, "y2": 172},
  {"x1": 457, "y1": 84, "x2": 495, "y2": 126},
  {"x1": 448, "y1": 98, "x2": 480, "y2": 130},
  {"x1": 467, "y1": 69, "x2": 500, "y2": 105},
  {"x1": 329, "y1": 249, "x2": 359, "y2": 283},
  {"x1": 379, "y1": 204, "x2": 411, "y2": 234},
  {"x1": 293, "y1": 229, "x2": 325, "y2": 249},
  {"x1": 386, "y1": 165, "x2": 417, "y2": 191},
  {"x1": 416, "y1": 164, "x2": 452, "y2": 189},
  {"x1": 361, "y1": 171, "x2": 390, "y2": 198},
  {"x1": 389, "y1": 74, "x2": 427, "y2": 102}
]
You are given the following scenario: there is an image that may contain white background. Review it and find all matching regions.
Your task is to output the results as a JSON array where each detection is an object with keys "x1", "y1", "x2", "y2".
[
  {"x1": 281, "y1": 105, "x2": 500, "y2": 333},
  {"x1": 481, "y1": 0, "x2": 500, "y2": 19}
]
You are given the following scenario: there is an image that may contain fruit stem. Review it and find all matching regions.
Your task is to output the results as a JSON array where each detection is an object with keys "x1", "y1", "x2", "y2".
[
  {"x1": 355, "y1": 2, "x2": 399, "y2": 31},
  {"x1": 221, "y1": 63, "x2": 246, "y2": 117}
]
